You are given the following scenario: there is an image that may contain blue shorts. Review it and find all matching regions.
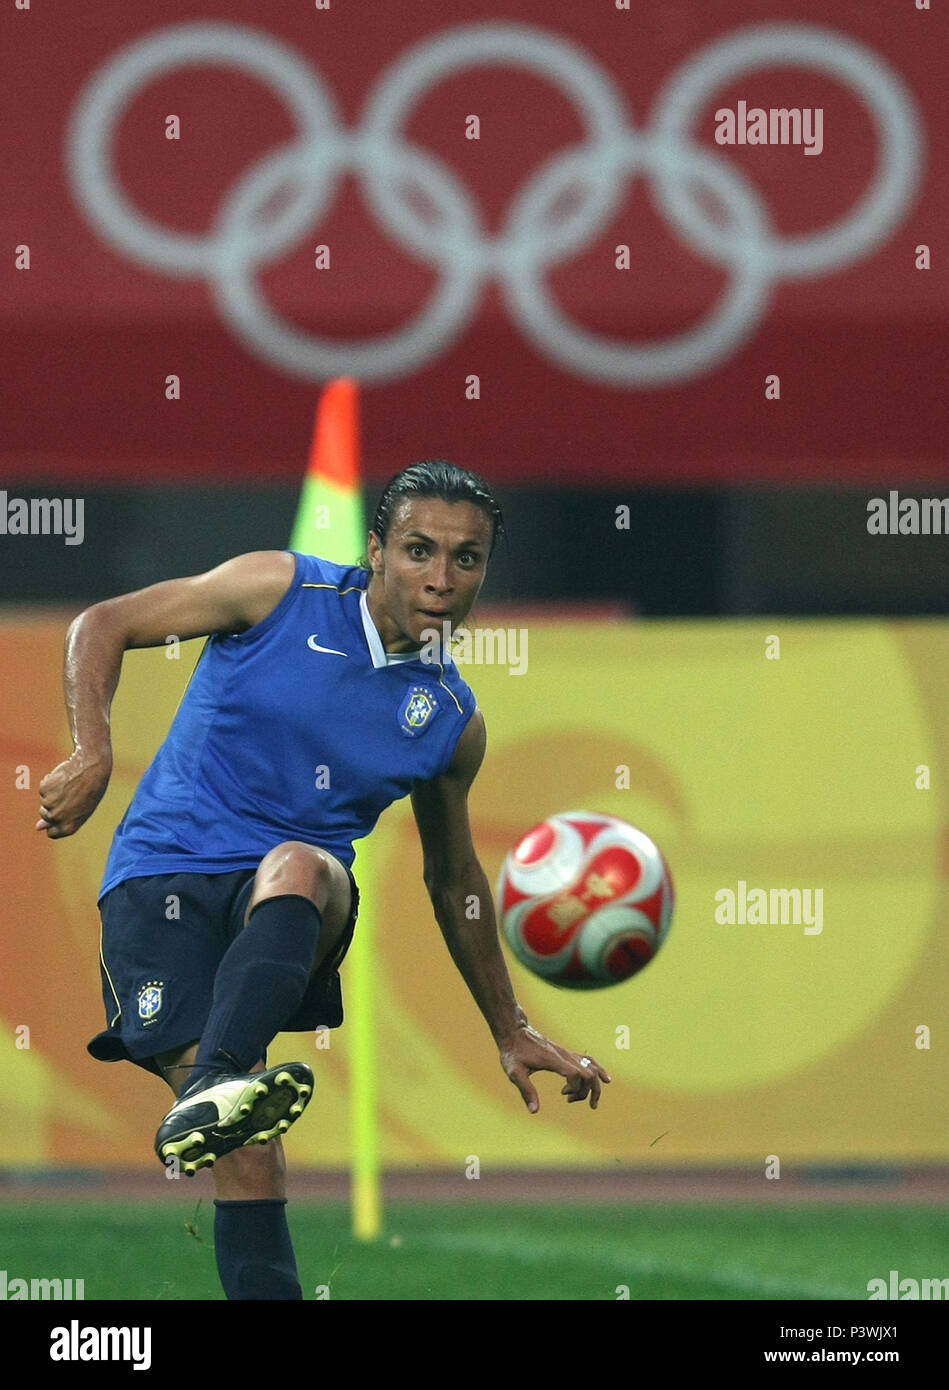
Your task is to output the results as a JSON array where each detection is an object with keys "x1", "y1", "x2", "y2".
[{"x1": 87, "y1": 864, "x2": 359, "y2": 1078}]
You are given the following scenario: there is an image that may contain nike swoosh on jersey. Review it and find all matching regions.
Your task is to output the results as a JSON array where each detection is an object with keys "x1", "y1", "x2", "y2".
[{"x1": 307, "y1": 634, "x2": 348, "y2": 657}]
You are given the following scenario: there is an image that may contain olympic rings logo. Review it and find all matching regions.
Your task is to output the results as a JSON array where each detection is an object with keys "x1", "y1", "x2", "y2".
[{"x1": 66, "y1": 21, "x2": 923, "y2": 387}]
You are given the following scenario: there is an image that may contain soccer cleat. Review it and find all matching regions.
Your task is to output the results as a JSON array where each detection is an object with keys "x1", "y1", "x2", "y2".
[{"x1": 155, "y1": 1062, "x2": 314, "y2": 1176}]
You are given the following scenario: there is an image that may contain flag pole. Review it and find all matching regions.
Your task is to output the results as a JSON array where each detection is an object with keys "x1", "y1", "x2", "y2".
[{"x1": 288, "y1": 378, "x2": 381, "y2": 1241}]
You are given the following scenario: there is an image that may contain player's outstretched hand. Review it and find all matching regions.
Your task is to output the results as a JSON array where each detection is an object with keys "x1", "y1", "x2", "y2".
[
  {"x1": 499, "y1": 1022, "x2": 611, "y2": 1113},
  {"x1": 34, "y1": 748, "x2": 113, "y2": 838}
]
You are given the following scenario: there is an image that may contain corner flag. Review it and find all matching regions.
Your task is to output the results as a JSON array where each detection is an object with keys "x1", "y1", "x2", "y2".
[
  {"x1": 289, "y1": 378, "x2": 364, "y2": 563},
  {"x1": 288, "y1": 378, "x2": 381, "y2": 1242}
]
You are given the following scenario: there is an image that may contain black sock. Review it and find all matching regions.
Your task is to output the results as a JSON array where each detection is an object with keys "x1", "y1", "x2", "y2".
[
  {"x1": 213, "y1": 1198, "x2": 303, "y2": 1300},
  {"x1": 187, "y1": 894, "x2": 322, "y2": 1084}
]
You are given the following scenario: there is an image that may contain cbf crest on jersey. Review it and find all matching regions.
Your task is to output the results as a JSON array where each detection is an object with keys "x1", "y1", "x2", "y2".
[
  {"x1": 399, "y1": 685, "x2": 439, "y2": 737},
  {"x1": 137, "y1": 980, "x2": 164, "y2": 1022}
]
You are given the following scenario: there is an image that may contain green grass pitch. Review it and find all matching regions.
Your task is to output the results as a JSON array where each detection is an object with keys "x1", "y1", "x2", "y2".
[{"x1": 3, "y1": 1202, "x2": 948, "y2": 1300}]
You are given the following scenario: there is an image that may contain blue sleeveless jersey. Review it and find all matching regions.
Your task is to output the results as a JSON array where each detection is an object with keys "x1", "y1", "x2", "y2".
[{"x1": 99, "y1": 552, "x2": 478, "y2": 900}]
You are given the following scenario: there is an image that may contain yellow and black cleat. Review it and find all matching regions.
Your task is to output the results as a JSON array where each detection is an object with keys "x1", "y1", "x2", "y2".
[{"x1": 155, "y1": 1063, "x2": 314, "y2": 1176}]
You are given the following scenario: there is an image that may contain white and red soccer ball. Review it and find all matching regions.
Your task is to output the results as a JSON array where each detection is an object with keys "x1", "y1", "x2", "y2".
[{"x1": 496, "y1": 812, "x2": 674, "y2": 989}]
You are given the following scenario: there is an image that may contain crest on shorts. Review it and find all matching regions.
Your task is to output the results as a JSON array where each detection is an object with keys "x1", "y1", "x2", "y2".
[
  {"x1": 137, "y1": 980, "x2": 164, "y2": 1021},
  {"x1": 398, "y1": 685, "x2": 439, "y2": 737}
]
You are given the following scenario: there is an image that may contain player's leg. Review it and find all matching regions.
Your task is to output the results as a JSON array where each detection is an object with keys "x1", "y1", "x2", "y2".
[
  {"x1": 244, "y1": 840, "x2": 354, "y2": 971},
  {"x1": 89, "y1": 867, "x2": 332, "y2": 1299},
  {"x1": 183, "y1": 842, "x2": 353, "y2": 1086},
  {"x1": 156, "y1": 1042, "x2": 302, "y2": 1300},
  {"x1": 155, "y1": 845, "x2": 354, "y2": 1171}
]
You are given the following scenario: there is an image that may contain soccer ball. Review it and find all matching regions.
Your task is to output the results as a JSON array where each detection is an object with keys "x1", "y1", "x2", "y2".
[{"x1": 495, "y1": 811, "x2": 674, "y2": 989}]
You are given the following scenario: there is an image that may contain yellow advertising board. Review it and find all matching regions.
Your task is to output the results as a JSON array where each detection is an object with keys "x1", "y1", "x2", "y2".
[{"x1": 0, "y1": 616, "x2": 944, "y2": 1167}]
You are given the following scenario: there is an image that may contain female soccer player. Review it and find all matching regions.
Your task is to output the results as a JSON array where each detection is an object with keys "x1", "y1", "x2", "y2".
[{"x1": 35, "y1": 461, "x2": 610, "y2": 1300}]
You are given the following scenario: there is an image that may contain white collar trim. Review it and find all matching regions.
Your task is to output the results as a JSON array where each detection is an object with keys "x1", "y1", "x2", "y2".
[
  {"x1": 360, "y1": 587, "x2": 426, "y2": 669},
  {"x1": 359, "y1": 588, "x2": 387, "y2": 669}
]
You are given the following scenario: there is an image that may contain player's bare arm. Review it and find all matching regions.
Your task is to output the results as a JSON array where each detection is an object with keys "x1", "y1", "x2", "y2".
[
  {"x1": 35, "y1": 550, "x2": 296, "y2": 839},
  {"x1": 411, "y1": 708, "x2": 612, "y2": 1112}
]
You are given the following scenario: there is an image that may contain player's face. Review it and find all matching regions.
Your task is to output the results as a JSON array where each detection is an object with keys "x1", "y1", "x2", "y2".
[{"x1": 367, "y1": 498, "x2": 493, "y2": 652}]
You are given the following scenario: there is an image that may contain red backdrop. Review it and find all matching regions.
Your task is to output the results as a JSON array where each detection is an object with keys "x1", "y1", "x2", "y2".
[{"x1": 2, "y1": 0, "x2": 945, "y2": 486}]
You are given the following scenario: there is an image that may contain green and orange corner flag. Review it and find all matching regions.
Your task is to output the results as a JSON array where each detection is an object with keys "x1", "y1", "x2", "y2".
[
  {"x1": 289, "y1": 377, "x2": 365, "y2": 565},
  {"x1": 288, "y1": 378, "x2": 381, "y2": 1242}
]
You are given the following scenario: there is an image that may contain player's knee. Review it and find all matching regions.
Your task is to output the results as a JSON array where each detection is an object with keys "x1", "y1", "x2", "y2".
[
  {"x1": 213, "y1": 1138, "x2": 286, "y2": 1199},
  {"x1": 257, "y1": 841, "x2": 333, "y2": 899}
]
